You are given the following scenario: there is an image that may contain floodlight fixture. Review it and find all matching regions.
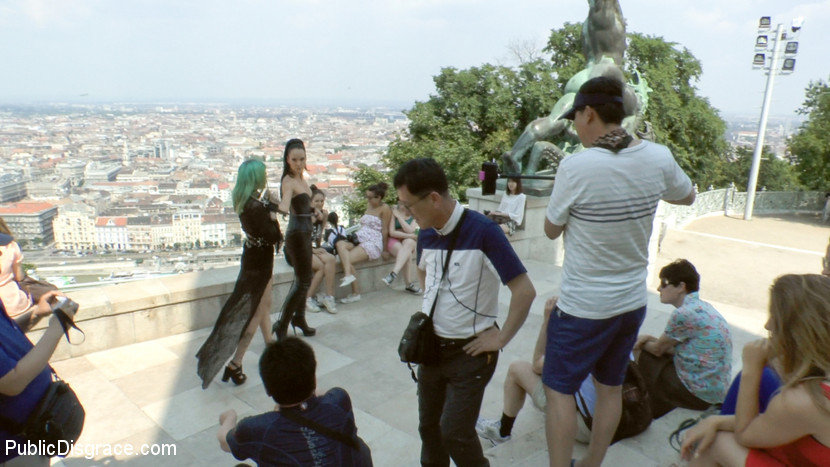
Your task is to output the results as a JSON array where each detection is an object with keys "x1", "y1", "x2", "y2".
[
  {"x1": 782, "y1": 58, "x2": 796, "y2": 72},
  {"x1": 785, "y1": 41, "x2": 798, "y2": 54},
  {"x1": 791, "y1": 17, "x2": 804, "y2": 33},
  {"x1": 758, "y1": 16, "x2": 772, "y2": 30},
  {"x1": 755, "y1": 35, "x2": 768, "y2": 48},
  {"x1": 752, "y1": 53, "x2": 766, "y2": 66}
]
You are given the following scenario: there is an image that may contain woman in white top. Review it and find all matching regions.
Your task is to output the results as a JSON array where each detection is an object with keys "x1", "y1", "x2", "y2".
[{"x1": 486, "y1": 177, "x2": 526, "y2": 236}]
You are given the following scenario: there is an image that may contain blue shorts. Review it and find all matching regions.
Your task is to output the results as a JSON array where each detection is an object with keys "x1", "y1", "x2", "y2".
[{"x1": 542, "y1": 305, "x2": 646, "y2": 395}]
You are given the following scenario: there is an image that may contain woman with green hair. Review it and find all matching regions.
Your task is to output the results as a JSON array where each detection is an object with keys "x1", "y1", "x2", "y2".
[{"x1": 197, "y1": 158, "x2": 283, "y2": 388}]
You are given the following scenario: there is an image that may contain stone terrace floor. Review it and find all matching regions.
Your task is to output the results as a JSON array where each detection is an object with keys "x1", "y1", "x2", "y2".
[{"x1": 48, "y1": 213, "x2": 828, "y2": 466}]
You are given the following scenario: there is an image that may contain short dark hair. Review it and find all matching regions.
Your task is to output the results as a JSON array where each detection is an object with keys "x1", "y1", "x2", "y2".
[
  {"x1": 579, "y1": 77, "x2": 625, "y2": 124},
  {"x1": 393, "y1": 158, "x2": 449, "y2": 197},
  {"x1": 659, "y1": 259, "x2": 700, "y2": 293},
  {"x1": 367, "y1": 182, "x2": 388, "y2": 200},
  {"x1": 327, "y1": 211, "x2": 339, "y2": 226},
  {"x1": 259, "y1": 337, "x2": 316, "y2": 405}
]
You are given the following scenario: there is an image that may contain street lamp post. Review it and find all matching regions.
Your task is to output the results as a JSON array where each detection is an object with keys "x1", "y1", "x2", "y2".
[{"x1": 744, "y1": 17, "x2": 803, "y2": 221}]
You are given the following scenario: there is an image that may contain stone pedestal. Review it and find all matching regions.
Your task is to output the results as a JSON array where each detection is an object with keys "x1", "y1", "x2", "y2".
[{"x1": 466, "y1": 188, "x2": 563, "y2": 266}]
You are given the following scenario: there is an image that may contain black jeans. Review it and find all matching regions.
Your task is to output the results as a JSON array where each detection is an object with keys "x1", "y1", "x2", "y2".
[
  {"x1": 418, "y1": 341, "x2": 498, "y2": 467},
  {"x1": 637, "y1": 351, "x2": 710, "y2": 418},
  {"x1": 276, "y1": 230, "x2": 312, "y2": 335}
]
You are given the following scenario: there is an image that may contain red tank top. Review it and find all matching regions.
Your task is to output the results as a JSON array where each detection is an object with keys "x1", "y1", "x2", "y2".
[{"x1": 745, "y1": 382, "x2": 830, "y2": 467}]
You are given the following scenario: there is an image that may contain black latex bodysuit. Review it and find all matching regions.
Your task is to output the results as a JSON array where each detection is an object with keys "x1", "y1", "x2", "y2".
[
  {"x1": 274, "y1": 193, "x2": 313, "y2": 337},
  {"x1": 196, "y1": 196, "x2": 281, "y2": 389}
]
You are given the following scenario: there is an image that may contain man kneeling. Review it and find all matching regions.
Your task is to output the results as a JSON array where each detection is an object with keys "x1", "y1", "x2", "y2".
[{"x1": 218, "y1": 337, "x2": 372, "y2": 466}]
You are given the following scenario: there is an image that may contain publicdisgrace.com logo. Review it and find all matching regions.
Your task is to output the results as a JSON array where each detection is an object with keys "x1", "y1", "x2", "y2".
[{"x1": 7, "y1": 440, "x2": 177, "y2": 460}]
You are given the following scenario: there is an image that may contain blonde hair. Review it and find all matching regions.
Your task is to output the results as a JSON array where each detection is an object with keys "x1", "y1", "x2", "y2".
[
  {"x1": 768, "y1": 274, "x2": 830, "y2": 413},
  {"x1": 0, "y1": 218, "x2": 11, "y2": 235}
]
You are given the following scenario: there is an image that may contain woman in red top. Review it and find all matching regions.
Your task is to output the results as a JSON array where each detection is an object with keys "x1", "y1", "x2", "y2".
[{"x1": 681, "y1": 274, "x2": 830, "y2": 466}]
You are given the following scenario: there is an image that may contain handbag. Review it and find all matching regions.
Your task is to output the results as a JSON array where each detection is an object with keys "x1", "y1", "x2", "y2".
[
  {"x1": 17, "y1": 275, "x2": 59, "y2": 304},
  {"x1": 0, "y1": 374, "x2": 85, "y2": 450},
  {"x1": 576, "y1": 359, "x2": 652, "y2": 443},
  {"x1": 398, "y1": 210, "x2": 467, "y2": 382}
]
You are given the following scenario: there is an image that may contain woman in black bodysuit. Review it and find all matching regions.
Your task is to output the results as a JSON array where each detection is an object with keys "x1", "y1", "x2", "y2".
[
  {"x1": 273, "y1": 139, "x2": 317, "y2": 340},
  {"x1": 196, "y1": 159, "x2": 281, "y2": 388}
]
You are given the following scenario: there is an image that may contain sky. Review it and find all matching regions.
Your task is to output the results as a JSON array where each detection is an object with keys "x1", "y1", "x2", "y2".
[{"x1": 0, "y1": 0, "x2": 826, "y2": 118}]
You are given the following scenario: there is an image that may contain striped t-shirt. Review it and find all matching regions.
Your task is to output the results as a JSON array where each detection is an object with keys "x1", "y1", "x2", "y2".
[{"x1": 546, "y1": 140, "x2": 692, "y2": 319}]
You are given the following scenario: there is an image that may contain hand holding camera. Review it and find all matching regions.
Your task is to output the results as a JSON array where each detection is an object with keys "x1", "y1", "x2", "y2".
[{"x1": 45, "y1": 294, "x2": 85, "y2": 344}]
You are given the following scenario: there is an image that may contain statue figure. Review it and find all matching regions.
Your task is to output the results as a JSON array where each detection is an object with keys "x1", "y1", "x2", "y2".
[{"x1": 501, "y1": 0, "x2": 652, "y2": 194}]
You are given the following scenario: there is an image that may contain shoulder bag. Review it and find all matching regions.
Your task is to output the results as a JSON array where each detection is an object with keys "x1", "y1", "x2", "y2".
[{"x1": 398, "y1": 209, "x2": 467, "y2": 382}]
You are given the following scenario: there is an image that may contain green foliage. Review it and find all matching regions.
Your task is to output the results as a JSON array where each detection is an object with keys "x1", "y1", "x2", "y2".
[
  {"x1": 624, "y1": 34, "x2": 731, "y2": 189},
  {"x1": 787, "y1": 78, "x2": 830, "y2": 190},
  {"x1": 722, "y1": 146, "x2": 802, "y2": 192},
  {"x1": 366, "y1": 23, "x2": 732, "y2": 197}
]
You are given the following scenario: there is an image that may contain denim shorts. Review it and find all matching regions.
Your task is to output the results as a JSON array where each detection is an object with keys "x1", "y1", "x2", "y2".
[{"x1": 542, "y1": 305, "x2": 646, "y2": 394}]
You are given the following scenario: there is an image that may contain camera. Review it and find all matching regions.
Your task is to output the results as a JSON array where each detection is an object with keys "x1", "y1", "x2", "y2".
[{"x1": 49, "y1": 296, "x2": 85, "y2": 344}]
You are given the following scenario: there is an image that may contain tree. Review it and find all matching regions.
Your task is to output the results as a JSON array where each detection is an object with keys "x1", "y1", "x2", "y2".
[
  {"x1": 343, "y1": 165, "x2": 388, "y2": 223},
  {"x1": 722, "y1": 146, "x2": 802, "y2": 192},
  {"x1": 787, "y1": 78, "x2": 830, "y2": 190},
  {"x1": 372, "y1": 23, "x2": 730, "y2": 197}
]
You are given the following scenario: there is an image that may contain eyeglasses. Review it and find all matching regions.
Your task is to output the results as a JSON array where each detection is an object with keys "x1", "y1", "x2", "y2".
[
  {"x1": 659, "y1": 278, "x2": 677, "y2": 288},
  {"x1": 399, "y1": 193, "x2": 430, "y2": 216}
]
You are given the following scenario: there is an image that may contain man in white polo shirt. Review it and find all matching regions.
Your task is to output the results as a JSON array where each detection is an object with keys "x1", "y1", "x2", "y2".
[
  {"x1": 543, "y1": 76, "x2": 695, "y2": 467},
  {"x1": 394, "y1": 158, "x2": 536, "y2": 467}
]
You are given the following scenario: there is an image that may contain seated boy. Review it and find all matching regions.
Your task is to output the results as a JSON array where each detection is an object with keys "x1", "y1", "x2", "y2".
[{"x1": 217, "y1": 337, "x2": 372, "y2": 466}]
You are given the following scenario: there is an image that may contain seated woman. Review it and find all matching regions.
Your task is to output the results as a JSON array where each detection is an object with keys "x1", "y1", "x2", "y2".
[
  {"x1": 0, "y1": 220, "x2": 34, "y2": 319},
  {"x1": 0, "y1": 290, "x2": 71, "y2": 466},
  {"x1": 380, "y1": 204, "x2": 421, "y2": 294},
  {"x1": 335, "y1": 182, "x2": 392, "y2": 304},
  {"x1": 681, "y1": 274, "x2": 830, "y2": 466},
  {"x1": 634, "y1": 259, "x2": 733, "y2": 418},
  {"x1": 486, "y1": 177, "x2": 526, "y2": 236},
  {"x1": 306, "y1": 186, "x2": 337, "y2": 314}
]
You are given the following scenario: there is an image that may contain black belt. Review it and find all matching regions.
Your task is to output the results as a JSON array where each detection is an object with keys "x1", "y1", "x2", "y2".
[{"x1": 436, "y1": 335, "x2": 476, "y2": 347}]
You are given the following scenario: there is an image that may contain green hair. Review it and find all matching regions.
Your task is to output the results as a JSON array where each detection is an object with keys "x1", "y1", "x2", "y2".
[{"x1": 232, "y1": 159, "x2": 267, "y2": 215}]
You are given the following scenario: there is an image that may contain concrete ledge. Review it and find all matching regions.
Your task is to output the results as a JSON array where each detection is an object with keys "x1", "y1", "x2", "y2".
[{"x1": 34, "y1": 254, "x2": 400, "y2": 361}]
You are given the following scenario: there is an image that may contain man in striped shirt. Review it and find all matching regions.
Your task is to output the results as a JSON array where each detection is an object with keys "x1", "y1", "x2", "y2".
[{"x1": 542, "y1": 76, "x2": 695, "y2": 467}]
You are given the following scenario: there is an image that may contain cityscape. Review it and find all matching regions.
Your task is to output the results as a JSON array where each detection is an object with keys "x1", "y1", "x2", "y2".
[{"x1": 0, "y1": 103, "x2": 803, "y2": 286}]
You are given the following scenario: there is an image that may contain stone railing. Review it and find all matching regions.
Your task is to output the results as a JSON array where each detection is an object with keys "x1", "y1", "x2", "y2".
[
  {"x1": 657, "y1": 186, "x2": 825, "y2": 230},
  {"x1": 30, "y1": 255, "x2": 400, "y2": 361}
]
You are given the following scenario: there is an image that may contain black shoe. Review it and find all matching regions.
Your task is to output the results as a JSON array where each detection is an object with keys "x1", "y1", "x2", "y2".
[
  {"x1": 291, "y1": 320, "x2": 316, "y2": 337},
  {"x1": 221, "y1": 362, "x2": 247, "y2": 385}
]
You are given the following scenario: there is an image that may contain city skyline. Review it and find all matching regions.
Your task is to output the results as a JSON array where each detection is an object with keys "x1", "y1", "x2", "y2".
[{"x1": 0, "y1": 1, "x2": 826, "y2": 118}]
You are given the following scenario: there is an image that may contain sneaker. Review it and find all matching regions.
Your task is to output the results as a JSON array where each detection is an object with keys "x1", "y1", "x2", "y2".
[
  {"x1": 475, "y1": 418, "x2": 511, "y2": 446},
  {"x1": 405, "y1": 282, "x2": 422, "y2": 294},
  {"x1": 322, "y1": 296, "x2": 338, "y2": 314},
  {"x1": 381, "y1": 271, "x2": 397, "y2": 286},
  {"x1": 508, "y1": 221, "x2": 516, "y2": 236},
  {"x1": 339, "y1": 274, "x2": 356, "y2": 287},
  {"x1": 306, "y1": 297, "x2": 321, "y2": 313},
  {"x1": 340, "y1": 293, "x2": 361, "y2": 304}
]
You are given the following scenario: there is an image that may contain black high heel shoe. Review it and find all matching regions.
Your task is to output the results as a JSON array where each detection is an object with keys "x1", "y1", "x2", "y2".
[
  {"x1": 291, "y1": 320, "x2": 316, "y2": 337},
  {"x1": 222, "y1": 362, "x2": 247, "y2": 385}
]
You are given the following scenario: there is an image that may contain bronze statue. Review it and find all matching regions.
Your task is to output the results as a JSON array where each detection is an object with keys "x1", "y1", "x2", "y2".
[{"x1": 501, "y1": 0, "x2": 652, "y2": 194}]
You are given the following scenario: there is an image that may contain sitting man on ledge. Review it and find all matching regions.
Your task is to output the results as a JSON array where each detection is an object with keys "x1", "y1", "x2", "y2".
[{"x1": 217, "y1": 337, "x2": 372, "y2": 466}]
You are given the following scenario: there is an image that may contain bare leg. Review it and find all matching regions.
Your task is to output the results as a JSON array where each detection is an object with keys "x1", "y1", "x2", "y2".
[
  {"x1": 336, "y1": 241, "x2": 355, "y2": 274},
  {"x1": 581, "y1": 379, "x2": 621, "y2": 467},
  {"x1": 322, "y1": 252, "x2": 336, "y2": 296},
  {"x1": 688, "y1": 431, "x2": 749, "y2": 467},
  {"x1": 394, "y1": 238, "x2": 417, "y2": 283},
  {"x1": 233, "y1": 277, "x2": 274, "y2": 365},
  {"x1": 504, "y1": 361, "x2": 541, "y2": 417},
  {"x1": 546, "y1": 386, "x2": 577, "y2": 467},
  {"x1": 500, "y1": 224, "x2": 510, "y2": 235},
  {"x1": 308, "y1": 254, "x2": 324, "y2": 298},
  {"x1": 343, "y1": 246, "x2": 369, "y2": 294},
  {"x1": 350, "y1": 265, "x2": 360, "y2": 295}
]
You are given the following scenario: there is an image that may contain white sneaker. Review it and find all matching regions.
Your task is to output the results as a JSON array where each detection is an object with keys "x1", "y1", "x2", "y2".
[
  {"x1": 340, "y1": 293, "x2": 361, "y2": 304},
  {"x1": 405, "y1": 282, "x2": 422, "y2": 294},
  {"x1": 475, "y1": 418, "x2": 511, "y2": 446},
  {"x1": 339, "y1": 274, "x2": 356, "y2": 287},
  {"x1": 306, "y1": 297, "x2": 321, "y2": 313},
  {"x1": 381, "y1": 272, "x2": 396, "y2": 286},
  {"x1": 322, "y1": 296, "x2": 337, "y2": 314}
]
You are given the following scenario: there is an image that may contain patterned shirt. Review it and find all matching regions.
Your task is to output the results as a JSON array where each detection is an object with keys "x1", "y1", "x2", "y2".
[{"x1": 665, "y1": 292, "x2": 732, "y2": 404}]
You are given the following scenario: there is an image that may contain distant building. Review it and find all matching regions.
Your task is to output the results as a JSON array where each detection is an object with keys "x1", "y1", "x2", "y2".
[
  {"x1": 53, "y1": 203, "x2": 98, "y2": 251},
  {"x1": 127, "y1": 216, "x2": 153, "y2": 251},
  {"x1": 0, "y1": 201, "x2": 59, "y2": 244},
  {"x1": 85, "y1": 161, "x2": 121, "y2": 182},
  {"x1": 27, "y1": 178, "x2": 70, "y2": 199},
  {"x1": 0, "y1": 174, "x2": 28, "y2": 203},
  {"x1": 95, "y1": 217, "x2": 129, "y2": 250}
]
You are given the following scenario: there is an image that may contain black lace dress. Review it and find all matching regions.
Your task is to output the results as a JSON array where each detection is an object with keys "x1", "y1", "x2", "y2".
[{"x1": 196, "y1": 197, "x2": 282, "y2": 389}]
